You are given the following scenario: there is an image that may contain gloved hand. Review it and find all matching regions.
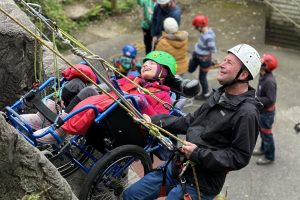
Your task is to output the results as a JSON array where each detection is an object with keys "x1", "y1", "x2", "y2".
[{"x1": 165, "y1": 75, "x2": 200, "y2": 98}]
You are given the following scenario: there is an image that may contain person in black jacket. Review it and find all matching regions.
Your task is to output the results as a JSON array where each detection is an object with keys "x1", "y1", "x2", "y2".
[
  {"x1": 151, "y1": 0, "x2": 181, "y2": 48},
  {"x1": 123, "y1": 44, "x2": 262, "y2": 200},
  {"x1": 253, "y1": 53, "x2": 278, "y2": 165}
]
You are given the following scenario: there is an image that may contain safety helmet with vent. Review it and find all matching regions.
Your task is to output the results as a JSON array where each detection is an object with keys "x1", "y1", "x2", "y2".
[
  {"x1": 262, "y1": 53, "x2": 278, "y2": 72},
  {"x1": 122, "y1": 44, "x2": 137, "y2": 59},
  {"x1": 228, "y1": 44, "x2": 261, "y2": 80},
  {"x1": 192, "y1": 15, "x2": 208, "y2": 27},
  {"x1": 143, "y1": 51, "x2": 177, "y2": 78}
]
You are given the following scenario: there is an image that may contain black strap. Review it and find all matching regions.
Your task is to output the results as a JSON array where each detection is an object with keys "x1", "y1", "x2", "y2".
[{"x1": 31, "y1": 95, "x2": 64, "y2": 127}]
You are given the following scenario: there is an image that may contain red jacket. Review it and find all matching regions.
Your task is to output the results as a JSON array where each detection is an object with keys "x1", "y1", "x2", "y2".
[
  {"x1": 61, "y1": 76, "x2": 171, "y2": 135},
  {"x1": 62, "y1": 64, "x2": 97, "y2": 83}
]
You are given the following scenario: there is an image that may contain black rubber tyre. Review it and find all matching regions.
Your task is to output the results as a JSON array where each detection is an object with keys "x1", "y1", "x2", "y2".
[
  {"x1": 79, "y1": 145, "x2": 152, "y2": 200},
  {"x1": 40, "y1": 135, "x2": 96, "y2": 177}
]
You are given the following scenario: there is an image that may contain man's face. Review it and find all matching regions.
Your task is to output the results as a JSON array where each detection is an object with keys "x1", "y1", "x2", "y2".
[
  {"x1": 141, "y1": 60, "x2": 159, "y2": 80},
  {"x1": 217, "y1": 53, "x2": 243, "y2": 85}
]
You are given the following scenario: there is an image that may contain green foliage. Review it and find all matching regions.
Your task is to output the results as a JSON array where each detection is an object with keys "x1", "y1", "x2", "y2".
[
  {"x1": 22, "y1": 0, "x2": 137, "y2": 50},
  {"x1": 102, "y1": 0, "x2": 136, "y2": 12},
  {"x1": 26, "y1": 0, "x2": 76, "y2": 32}
]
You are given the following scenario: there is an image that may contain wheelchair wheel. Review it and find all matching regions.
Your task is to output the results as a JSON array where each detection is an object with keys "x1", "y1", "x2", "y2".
[
  {"x1": 79, "y1": 145, "x2": 152, "y2": 200},
  {"x1": 40, "y1": 135, "x2": 96, "y2": 177}
]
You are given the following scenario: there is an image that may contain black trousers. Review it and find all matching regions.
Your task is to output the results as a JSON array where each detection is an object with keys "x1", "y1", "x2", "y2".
[{"x1": 143, "y1": 28, "x2": 152, "y2": 54}]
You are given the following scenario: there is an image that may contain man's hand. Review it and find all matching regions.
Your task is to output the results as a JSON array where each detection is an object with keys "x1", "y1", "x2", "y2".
[
  {"x1": 143, "y1": 114, "x2": 151, "y2": 123},
  {"x1": 181, "y1": 141, "x2": 197, "y2": 159}
]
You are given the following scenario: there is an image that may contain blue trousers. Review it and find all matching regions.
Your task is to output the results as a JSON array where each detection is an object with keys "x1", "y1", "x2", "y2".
[
  {"x1": 188, "y1": 52, "x2": 212, "y2": 96},
  {"x1": 259, "y1": 111, "x2": 276, "y2": 160},
  {"x1": 123, "y1": 162, "x2": 215, "y2": 200}
]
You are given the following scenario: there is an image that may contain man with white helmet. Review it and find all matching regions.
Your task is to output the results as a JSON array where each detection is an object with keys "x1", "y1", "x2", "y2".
[
  {"x1": 151, "y1": 0, "x2": 181, "y2": 48},
  {"x1": 123, "y1": 44, "x2": 262, "y2": 200}
]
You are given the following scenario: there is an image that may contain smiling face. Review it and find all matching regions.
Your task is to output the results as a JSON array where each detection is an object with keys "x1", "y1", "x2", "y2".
[
  {"x1": 217, "y1": 53, "x2": 244, "y2": 85},
  {"x1": 141, "y1": 60, "x2": 160, "y2": 80}
]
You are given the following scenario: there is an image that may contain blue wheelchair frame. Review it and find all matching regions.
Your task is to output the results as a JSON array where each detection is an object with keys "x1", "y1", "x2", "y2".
[{"x1": 5, "y1": 77, "x2": 182, "y2": 175}]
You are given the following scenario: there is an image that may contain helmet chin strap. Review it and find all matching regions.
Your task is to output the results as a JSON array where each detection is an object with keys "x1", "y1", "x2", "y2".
[{"x1": 223, "y1": 67, "x2": 249, "y2": 88}]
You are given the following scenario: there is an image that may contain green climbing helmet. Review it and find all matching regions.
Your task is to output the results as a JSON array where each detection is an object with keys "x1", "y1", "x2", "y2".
[{"x1": 143, "y1": 51, "x2": 177, "y2": 78}]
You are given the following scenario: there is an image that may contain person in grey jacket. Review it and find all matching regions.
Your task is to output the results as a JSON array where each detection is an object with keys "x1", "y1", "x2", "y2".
[
  {"x1": 123, "y1": 44, "x2": 262, "y2": 200},
  {"x1": 189, "y1": 15, "x2": 217, "y2": 100}
]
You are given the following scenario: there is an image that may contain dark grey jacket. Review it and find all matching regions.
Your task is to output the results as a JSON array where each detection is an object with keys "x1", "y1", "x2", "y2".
[
  {"x1": 151, "y1": 4, "x2": 181, "y2": 38},
  {"x1": 257, "y1": 72, "x2": 277, "y2": 111},
  {"x1": 152, "y1": 86, "x2": 262, "y2": 195}
]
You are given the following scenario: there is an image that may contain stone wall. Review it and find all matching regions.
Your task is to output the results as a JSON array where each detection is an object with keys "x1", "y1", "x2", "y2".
[
  {"x1": 265, "y1": 0, "x2": 300, "y2": 50},
  {"x1": 0, "y1": 0, "x2": 38, "y2": 109},
  {"x1": 0, "y1": 0, "x2": 67, "y2": 110},
  {"x1": 0, "y1": 114, "x2": 77, "y2": 199}
]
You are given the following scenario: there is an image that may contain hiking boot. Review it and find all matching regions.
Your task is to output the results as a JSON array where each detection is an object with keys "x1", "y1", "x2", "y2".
[
  {"x1": 203, "y1": 92, "x2": 211, "y2": 99},
  {"x1": 252, "y1": 148, "x2": 264, "y2": 156},
  {"x1": 256, "y1": 157, "x2": 274, "y2": 165},
  {"x1": 195, "y1": 92, "x2": 211, "y2": 100}
]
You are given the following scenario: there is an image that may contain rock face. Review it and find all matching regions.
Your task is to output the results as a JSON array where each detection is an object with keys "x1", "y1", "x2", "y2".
[
  {"x1": 0, "y1": 114, "x2": 78, "y2": 200},
  {"x1": 0, "y1": 0, "x2": 38, "y2": 109},
  {"x1": 0, "y1": 0, "x2": 67, "y2": 110}
]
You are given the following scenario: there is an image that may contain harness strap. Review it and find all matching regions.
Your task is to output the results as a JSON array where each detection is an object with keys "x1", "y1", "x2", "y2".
[
  {"x1": 260, "y1": 128, "x2": 272, "y2": 134},
  {"x1": 31, "y1": 95, "x2": 64, "y2": 127},
  {"x1": 159, "y1": 151, "x2": 176, "y2": 196}
]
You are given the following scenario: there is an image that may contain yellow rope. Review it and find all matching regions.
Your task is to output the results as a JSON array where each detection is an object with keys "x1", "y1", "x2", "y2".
[
  {"x1": 0, "y1": 3, "x2": 184, "y2": 148},
  {"x1": 58, "y1": 29, "x2": 173, "y2": 110},
  {"x1": 190, "y1": 161, "x2": 201, "y2": 200}
]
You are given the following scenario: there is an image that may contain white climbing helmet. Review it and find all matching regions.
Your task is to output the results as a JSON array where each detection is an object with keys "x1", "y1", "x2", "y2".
[
  {"x1": 157, "y1": 0, "x2": 171, "y2": 4},
  {"x1": 163, "y1": 17, "x2": 178, "y2": 34},
  {"x1": 228, "y1": 44, "x2": 261, "y2": 79}
]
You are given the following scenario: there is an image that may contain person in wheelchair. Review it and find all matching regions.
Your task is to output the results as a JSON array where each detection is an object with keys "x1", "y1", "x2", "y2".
[{"x1": 22, "y1": 51, "x2": 197, "y2": 143}]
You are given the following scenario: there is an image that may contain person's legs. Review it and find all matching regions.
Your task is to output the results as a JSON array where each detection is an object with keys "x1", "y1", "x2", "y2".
[
  {"x1": 199, "y1": 69, "x2": 209, "y2": 96},
  {"x1": 65, "y1": 86, "x2": 98, "y2": 113},
  {"x1": 143, "y1": 28, "x2": 152, "y2": 54},
  {"x1": 123, "y1": 161, "x2": 178, "y2": 200},
  {"x1": 61, "y1": 78, "x2": 86, "y2": 107},
  {"x1": 261, "y1": 133, "x2": 275, "y2": 160},
  {"x1": 198, "y1": 59, "x2": 212, "y2": 98},
  {"x1": 188, "y1": 52, "x2": 199, "y2": 73},
  {"x1": 21, "y1": 113, "x2": 44, "y2": 131},
  {"x1": 257, "y1": 111, "x2": 275, "y2": 164},
  {"x1": 123, "y1": 170, "x2": 163, "y2": 200},
  {"x1": 166, "y1": 183, "x2": 215, "y2": 200}
]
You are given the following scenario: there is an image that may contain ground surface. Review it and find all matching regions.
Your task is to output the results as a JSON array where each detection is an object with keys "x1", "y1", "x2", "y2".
[{"x1": 63, "y1": 0, "x2": 300, "y2": 199}]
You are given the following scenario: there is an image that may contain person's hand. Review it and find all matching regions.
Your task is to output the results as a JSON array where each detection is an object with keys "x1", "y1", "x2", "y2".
[
  {"x1": 143, "y1": 114, "x2": 151, "y2": 123},
  {"x1": 152, "y1": 36, "x2": 158, "y2": 45},
  {"x1": 181, "y1": 141, "x2": 197, "y2": 159}
]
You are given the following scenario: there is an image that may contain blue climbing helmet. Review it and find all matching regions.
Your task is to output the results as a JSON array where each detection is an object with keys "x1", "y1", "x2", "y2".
[{"x1": 122, "y1": 44, "x2": 137, "y2": 59}]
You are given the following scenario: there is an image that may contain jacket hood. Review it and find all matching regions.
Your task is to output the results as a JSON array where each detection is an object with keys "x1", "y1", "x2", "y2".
[{"x1": 160, "y1": 31, "x2": 188, "y2": 49}]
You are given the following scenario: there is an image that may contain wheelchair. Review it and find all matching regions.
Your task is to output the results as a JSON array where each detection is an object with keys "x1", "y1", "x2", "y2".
[{"x1": 5, "y1": 76, "x2": 189, "y2": 199}]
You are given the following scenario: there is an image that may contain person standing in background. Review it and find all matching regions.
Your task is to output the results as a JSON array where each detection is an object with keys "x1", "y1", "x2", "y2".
[
  {"x1": 189, "y1": 15, "x2": 217, "y2": 100},
  {"x1": 155, "y1": 17, "x2": 188, "y2": 75},
  {"x1": 151, "y1": 0, "x2": 181, "y2": 49},
  {"x1": 137, "y1": 0, "x2": 156, "y2": 54},
  {"x1": 253, "y1": 53, "x2": 278, "y2": 165}
]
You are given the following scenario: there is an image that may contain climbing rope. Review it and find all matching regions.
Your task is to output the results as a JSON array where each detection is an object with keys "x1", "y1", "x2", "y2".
[
  {"x1": 0, "y1": 2, "x2": 181, "y2": 150},
  {"x1": 1, "y1": 3, "x2": 205, "y2": 197}
]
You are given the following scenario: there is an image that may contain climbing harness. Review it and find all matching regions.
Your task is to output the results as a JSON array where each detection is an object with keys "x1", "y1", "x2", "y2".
[
  {"x1": 0, "y1": 1, "x2": 180, "y2": 151},
  {"x1": 0, "y1": 2, "x2": 207, "y2": 199}
]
